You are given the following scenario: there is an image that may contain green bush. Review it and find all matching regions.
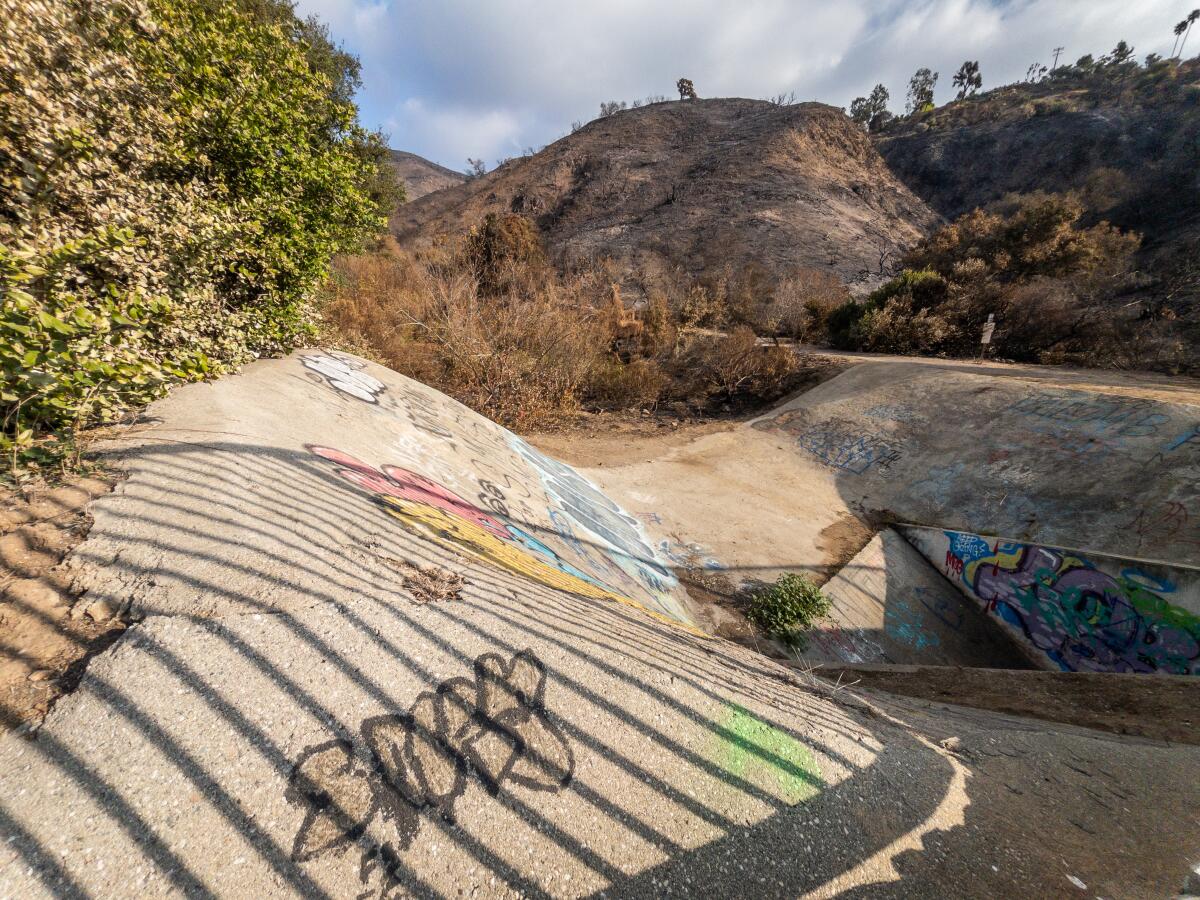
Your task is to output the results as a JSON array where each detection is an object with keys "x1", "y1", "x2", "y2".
[
  {"x1": 0, "y1": 0, "x2": 398, "y2": 473},
  {"x1": 746, "y1": 573, "x2": 831, "y2": 645}
]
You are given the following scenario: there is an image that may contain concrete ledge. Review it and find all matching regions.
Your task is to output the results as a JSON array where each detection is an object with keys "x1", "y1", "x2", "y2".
[{"x1": 805, "y1": 663, "x2": 1200, "y2": 745}]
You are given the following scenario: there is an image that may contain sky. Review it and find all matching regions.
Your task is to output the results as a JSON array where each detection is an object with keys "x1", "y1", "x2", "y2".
[{"x1": 294, "y1": 0, "x2": 1194, "y2": 171}]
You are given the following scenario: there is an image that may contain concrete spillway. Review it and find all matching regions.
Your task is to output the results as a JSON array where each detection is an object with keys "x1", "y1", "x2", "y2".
[{"x1": 0, "y1": 351, "x2": 1197, "y2": 897}]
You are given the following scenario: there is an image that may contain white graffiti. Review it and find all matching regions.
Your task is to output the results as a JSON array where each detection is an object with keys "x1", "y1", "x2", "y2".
[{"x1": 302, "y1": 352, "x2": 386, "y2": 404}]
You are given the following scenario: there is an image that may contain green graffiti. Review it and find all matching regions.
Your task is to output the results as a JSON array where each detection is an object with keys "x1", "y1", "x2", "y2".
[{"x1": 710, "y1": 703, "x2": 822, "y2": 805}]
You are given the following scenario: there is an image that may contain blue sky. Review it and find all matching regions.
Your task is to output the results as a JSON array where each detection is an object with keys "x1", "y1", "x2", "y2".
[{"x1": 295, "y1": 0, "x2": 1193, "y2": 171}]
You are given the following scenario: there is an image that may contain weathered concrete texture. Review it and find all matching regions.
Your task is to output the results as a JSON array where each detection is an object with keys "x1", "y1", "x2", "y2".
[
  {"x1": 65, "y1": 351, "x2": 698, "y2": 630},
  {"x1": 900, "y1": 525, "x2": 1200, "y2": 676},
  {"x1": 1, "y1": 352, "x2": 1198, "y2": 898},
  {"x1": 809, "y1": 664, "x2": 1200, "y2": 745},
  {"x1": 799, "y1": 528, "x2": 1024, "y2": 669},
  {"x1": 580, "y1": 360, "x2": 1200, "y2": 609},
  {"x1": 753, "y1": 361, "x2": 1200, "y2": 567}
]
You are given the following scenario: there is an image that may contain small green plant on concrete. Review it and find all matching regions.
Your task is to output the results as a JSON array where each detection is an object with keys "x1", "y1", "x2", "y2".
[{"x1": 746, "y1": 573, "x2": 831, "y2": 646}]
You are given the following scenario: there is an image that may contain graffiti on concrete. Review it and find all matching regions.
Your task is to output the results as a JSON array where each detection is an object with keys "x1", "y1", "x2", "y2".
[
  {"x1": 1159, "y1": 424, "x2": 1200, "y2": 458},
  {"x1": 756, "y1": 412, "x2": 902, "y2": 475},
  {"x1": 308, "y1": 446, "x2": 702, "y2": 634},
  {"x1": 884, "y1": 594, "x2": 943, "y2": 651},
  {"x1": 803, "y1": 623, "x2": 888, "y2": 665},
  {"x1": 708, "y1": 703, "x2": 821, "y2": 806},
  {"x1": 656, "y1": 538, "x2": 726, "y2": 571},
  {"x1": 1125, "y1": 500, "x2": 1200, "y2": 552},
  {"x1": 288, "y1": 650, "x2": 573, "y2": 895},
  {"x1": 510, "y1": 437, "x2": 678, "y2": 594},
  {"x1": 934, "y1": 530, "x2": 1200, "y2": 674},
  {"x1": 1004, "y1": 393, "x2": 1169, "y2": 439},
  {"x1": 997, "y1": 392, "x2": 1184, "y2": 465},
  {"x1": 296, "y1": 353, "x2": 697, "y2": 629},
  {"x1": 301, "y1": 352, "x2": 386, "y2": 404},
  {"x1": 863, "y1": 404, "x2": 922, "y2": 424}
]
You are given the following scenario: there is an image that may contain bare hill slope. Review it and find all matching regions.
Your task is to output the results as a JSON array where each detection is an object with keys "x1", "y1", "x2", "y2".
[
  {"x1": 394, "y1": 99, "x2": 937, "y2": 290},
  {"x1": 388, "y1": 149, "x2": 466, "y2": 200}
]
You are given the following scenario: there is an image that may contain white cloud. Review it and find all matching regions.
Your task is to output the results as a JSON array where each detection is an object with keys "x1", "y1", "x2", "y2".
[{"x1": 294, "y1": 0, "x2": 1187, "y2": 168}]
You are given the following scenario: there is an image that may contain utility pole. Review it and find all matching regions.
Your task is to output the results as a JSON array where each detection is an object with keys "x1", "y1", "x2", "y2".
[{"x1": 1051, "y1": 46, "x2": 1064, "y2": 70}]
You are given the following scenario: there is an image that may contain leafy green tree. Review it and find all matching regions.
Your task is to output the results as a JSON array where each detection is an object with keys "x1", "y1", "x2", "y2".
[
  {"x1": 952, "y1": 60, "x2": 982, "y2": 99},
  {"x1": 1107, "y1": 40, "x2": 1135, "y2": 66},
  {"x1": 905, "y1": 67, "x2": 938, "y2": 114},
  {"x1": 849, "y1": 83, "x2": 890, "y2": 129}
]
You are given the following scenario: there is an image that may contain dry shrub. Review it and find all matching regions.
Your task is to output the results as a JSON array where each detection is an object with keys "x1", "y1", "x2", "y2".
[
  {"x1": 680, "y1": 327, "x2": 798, "y2": 402},
  {"x1": 462, "y1": 212, "x2": 549, "y2": 295},
  {"x1": 856, "y1": 297, "x2": 954, "y2": 354},
  {"x1": 761, "y1": 268, "x2": 851, "y2": 339},
  {"x1": 588, "y1": 359, "x2": 666, "y2": 409},
  {"x1": 324, "y1": 232, "x2": 609, "y2": 429},
  {"x1": 324, "y1": 217, "x2": 812, "y2": 425},
  {"x1": 676, "y1": 283, "x2": 726, "y2": 328}
]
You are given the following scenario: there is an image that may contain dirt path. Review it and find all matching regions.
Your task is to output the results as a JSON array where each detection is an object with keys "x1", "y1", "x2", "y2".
[{"x1": 0, "y1": 474, "x2": 122, "y2": 732}]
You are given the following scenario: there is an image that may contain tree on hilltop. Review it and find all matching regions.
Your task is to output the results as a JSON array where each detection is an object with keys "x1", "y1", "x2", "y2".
[
  {"x1": 905, "y1": 68, "x2": 938, "y2": 114},
  {"x1": 1179, "y1": 10, "x2": 1200, "y2": 58},
  {"x1": 677, "y1": 77, "x2": 697, "y2": 100},
  {"x1": 952, "y1": 61, "x2": 982, "y2": 99},
  {"x1": 849, "y1": 83, "x2": 890, "y2": 130}
]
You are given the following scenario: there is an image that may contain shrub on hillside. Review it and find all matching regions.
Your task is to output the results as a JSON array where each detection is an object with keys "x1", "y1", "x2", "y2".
[
  {"x1": 462, "y1": 213, "x2": 549, "y2": 296},
  {"x1": 824, "y1": 194, "x2": 1161, "y2": 365},
  {"x1": 761, "y1": 269, "x2": 851, "y2": 340},
  {"x1": 0, "y1": 0, "x2": 396, "y2": 472},
  {"x1": 323, "y1": 224, "x2": 810, "y2": 427},
  {"x1": 678, "y1": 327, "x2": 798, "y2": 403}
]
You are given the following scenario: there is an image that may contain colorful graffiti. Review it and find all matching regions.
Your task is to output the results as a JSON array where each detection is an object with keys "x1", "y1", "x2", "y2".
[
  {"x1": 656, "y1": 538, "x2": 726, "y2": 572},
  {"x1": 927, "y1": 529, "x2": 1200, "y2": 675},
  {"x1": 288, "y1": 650, "x2": 573, "y2": 895},
  {"x1": 308, "y1": 446, "x2": 703, "y2": 634},
  {"x1": 510, "y1": 437, "x2": 678, "y2": 594}
]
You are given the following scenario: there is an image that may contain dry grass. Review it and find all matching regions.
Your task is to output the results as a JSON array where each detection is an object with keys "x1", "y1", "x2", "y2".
[
  {"x1": 322, "y1": 221, "x2": 805, "y2": 427},
  {"x1": 382, "y1": 556, "x2": 466, "y2": 604}
]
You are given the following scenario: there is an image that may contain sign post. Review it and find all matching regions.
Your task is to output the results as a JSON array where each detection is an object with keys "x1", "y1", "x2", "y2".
[{"x1": 978, "y1": 313, "x2": 995, "y2": 362}]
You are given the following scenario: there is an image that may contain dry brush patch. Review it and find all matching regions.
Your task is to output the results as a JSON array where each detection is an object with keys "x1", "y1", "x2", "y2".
[{"x1": 321, "y1": 222, "x2": 809, "y2": 428}]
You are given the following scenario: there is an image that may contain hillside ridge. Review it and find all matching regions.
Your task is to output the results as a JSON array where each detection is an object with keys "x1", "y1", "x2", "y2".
[{"x1": 394, "y1": 98, "x2": 938, "y2": 296}]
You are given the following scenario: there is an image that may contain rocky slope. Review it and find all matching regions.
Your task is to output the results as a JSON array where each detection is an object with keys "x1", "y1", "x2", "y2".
[
  {"x1": 388, "y1": 149, "x2": 466, "y2": 200},
  {"x1": 393, "y1": 99, "x2": 937, "y2": 293}
]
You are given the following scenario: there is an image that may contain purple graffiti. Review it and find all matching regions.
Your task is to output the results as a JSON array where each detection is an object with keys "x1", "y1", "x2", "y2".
[{"x1": 954, "y1": 537, "x2": 1200, "y2": 675}]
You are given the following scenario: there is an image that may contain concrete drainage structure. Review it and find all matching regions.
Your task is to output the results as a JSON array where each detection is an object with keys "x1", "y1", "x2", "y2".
[{"x1": 0, "y1": 351, "x2": 1198, "y2": 898}]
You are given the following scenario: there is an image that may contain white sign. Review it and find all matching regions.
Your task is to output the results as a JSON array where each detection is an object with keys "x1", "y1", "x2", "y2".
[{"x1": 980, "y1": 313, "x2": 995, "y2": 345}]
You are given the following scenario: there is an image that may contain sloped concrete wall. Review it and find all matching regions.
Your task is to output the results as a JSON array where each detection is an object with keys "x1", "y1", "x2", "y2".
[
  {"x1": 800, "y1": 528, "x2": 1024, "y2": 668},
  {"x1": 69, "y1": 350, "x2": 701, "y2": 632},
  {"x1": 899, "y1": 525, "x2": 1200, "y2": 675},
  {"x1": 752, "y1": 363, "x2": 1200, "y2": 568}
]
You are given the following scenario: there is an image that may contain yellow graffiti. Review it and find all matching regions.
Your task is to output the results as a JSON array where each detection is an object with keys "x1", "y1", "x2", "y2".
[
  {"x1": 964, "y1": 544, "x2": 1092, "y2": 591},
  {"x1": 378, "y1": 496, "x2": 708, "y2": 638},
  {"x1": 962, "y1": 544, "x2": 1024, "y2": 586}
]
